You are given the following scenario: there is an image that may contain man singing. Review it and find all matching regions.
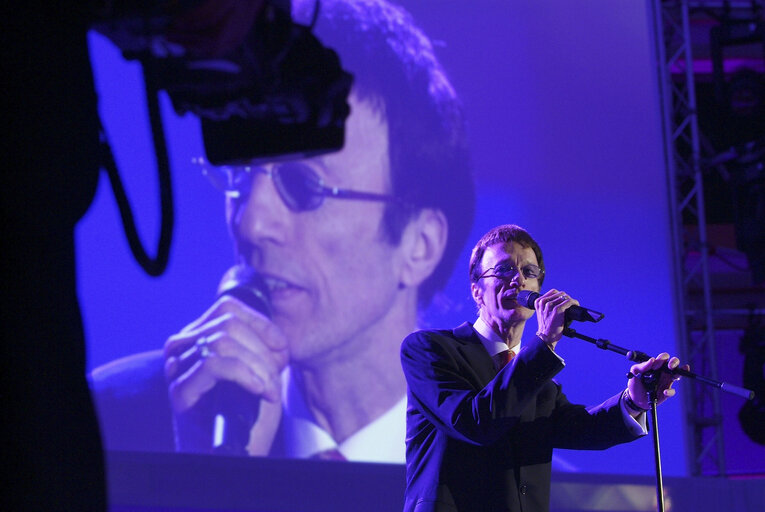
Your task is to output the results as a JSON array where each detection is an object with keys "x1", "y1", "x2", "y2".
[{"x1": 400, "y1": 224, "x2": 686, "y2": 512}]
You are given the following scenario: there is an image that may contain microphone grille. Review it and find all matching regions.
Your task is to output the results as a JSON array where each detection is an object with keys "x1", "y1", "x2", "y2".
[
  {"x1": 217, "y1": 265, "x2": 272, "y2": 318},
  {"x1": 516, "y1": 290, "x2": 539, "y2": 309}
]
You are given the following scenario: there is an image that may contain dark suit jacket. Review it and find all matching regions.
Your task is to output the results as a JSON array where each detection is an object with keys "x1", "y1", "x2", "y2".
[
  {"x1": 89, "y1": 350, "x2": 179, "y2": 453},
  {"x1": 400, "y1": 322, "x2": 641, "y2": 512}
]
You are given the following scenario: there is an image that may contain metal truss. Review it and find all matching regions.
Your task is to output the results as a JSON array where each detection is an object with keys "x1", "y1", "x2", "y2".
[{"x1": 652, "y1": 0, "x2": 726, "y2": 476}]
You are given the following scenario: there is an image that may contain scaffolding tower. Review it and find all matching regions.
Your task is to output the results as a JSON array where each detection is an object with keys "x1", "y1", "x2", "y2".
[
  {"x1": 653, "y1": 0, "x2": 725, "y2": 477},
  {"x1": 653, "y1": 0, "x2": 763, "y2": 476}
]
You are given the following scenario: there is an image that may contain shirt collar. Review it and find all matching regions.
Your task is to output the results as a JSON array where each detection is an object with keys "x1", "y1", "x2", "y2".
[
  {"x1": 473, "y1": 316, "x2": 519, "y2": 357},
  {"x1": 281, "y1": 367, "x2": 406, "y2": 463}
]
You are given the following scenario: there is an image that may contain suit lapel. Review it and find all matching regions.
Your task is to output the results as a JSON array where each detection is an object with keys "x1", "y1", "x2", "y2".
[
  {"x1": 452, "y1": 321, "x2": 497, "y2": 385},
  {"x1": 452, "y1": 323, "x2": 544, "y2": 423}
]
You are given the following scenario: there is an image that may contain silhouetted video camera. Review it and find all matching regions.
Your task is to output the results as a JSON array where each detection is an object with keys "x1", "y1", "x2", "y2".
[
  {"x1": 94, "y1": 0, "x2": 353, "y2": 165},
  {"x1": 90, "y1": 1, "x2": 353, "y2": 276}
]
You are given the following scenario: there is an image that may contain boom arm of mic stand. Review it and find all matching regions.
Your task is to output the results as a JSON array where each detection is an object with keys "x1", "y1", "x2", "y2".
[{"x1": 562, "y1": 326, "x2": 756, "y2": 401}]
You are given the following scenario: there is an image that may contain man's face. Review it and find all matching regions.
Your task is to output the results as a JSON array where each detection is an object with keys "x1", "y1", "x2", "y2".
[
  {"x1": 472, "y1": 241, "x2": 541, "y2": 326},
  {"x1": 228, "y1": 94, "x2": 407, "y2": 364}
]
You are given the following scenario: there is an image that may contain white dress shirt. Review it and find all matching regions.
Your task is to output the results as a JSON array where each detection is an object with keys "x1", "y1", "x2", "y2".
[
  {"x1": 472, "y1": 317, "x2": 646, "y2": 460},
  {"x1": 280, "y1": 367, "x2": 406, "y2": 463}
]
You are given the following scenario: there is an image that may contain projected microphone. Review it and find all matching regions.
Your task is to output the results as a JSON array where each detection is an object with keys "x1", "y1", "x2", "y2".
[
  {"x1": 517, "y1": 290, "x2": 604, "y2": 323},
  {"x1": 211, "y1": 264, "x2": 272, "y2": 455}
]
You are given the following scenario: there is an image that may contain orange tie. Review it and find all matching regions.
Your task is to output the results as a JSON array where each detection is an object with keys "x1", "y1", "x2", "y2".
[{"x1": 495, "y1": 349, "x2": 515, "y2": 371}]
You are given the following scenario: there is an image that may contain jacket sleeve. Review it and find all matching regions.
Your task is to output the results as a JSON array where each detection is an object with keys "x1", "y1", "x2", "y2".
[
  {"x1": 401, "y1": 329, "x2": 564, "y2": 446},
  {"x1": 547, "y1": 386, "x2": 644, "y2": 450},
  {"x1": 88, "y1": 349, "x2": 176, "y2": 453}
]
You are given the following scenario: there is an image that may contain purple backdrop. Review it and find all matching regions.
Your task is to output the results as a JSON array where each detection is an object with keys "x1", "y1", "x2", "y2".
[{"x1": 77, "y1": 0, "x2": 761, "y2": 478}]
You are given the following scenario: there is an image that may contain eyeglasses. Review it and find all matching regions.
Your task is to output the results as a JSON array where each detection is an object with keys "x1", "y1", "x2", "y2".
[
  {"x1": 196, "y1": 157, "x2": 401, "y2": 212},
  {"x1": 477, "y1": 262, "x2": 544, "y2": 281}
]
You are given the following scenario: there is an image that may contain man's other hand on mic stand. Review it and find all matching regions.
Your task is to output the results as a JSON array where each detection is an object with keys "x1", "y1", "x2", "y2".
[
  {"x1": 530, "y1": 286, "x2": 688, "y2": 419},
  {"x1": 625, "y1": 354, "x2": 689, "y2": 417},
  {"x1": 529, "y1": 283, "x2": 691, "y2": 512}
]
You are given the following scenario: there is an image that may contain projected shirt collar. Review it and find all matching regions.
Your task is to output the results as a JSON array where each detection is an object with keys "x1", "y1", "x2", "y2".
[{"x1": 281, "y1": 366, "x2": 406, "y2": 463}]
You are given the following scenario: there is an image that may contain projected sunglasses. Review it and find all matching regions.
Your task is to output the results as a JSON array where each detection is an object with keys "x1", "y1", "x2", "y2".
[{"x1": 199, "y1": 158, "x2": 401, "y2": 212}]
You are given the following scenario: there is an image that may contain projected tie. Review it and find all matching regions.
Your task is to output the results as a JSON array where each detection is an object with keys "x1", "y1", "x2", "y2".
[{"x1": 311, "y1": 448, "x2": 347, "y2": 461}]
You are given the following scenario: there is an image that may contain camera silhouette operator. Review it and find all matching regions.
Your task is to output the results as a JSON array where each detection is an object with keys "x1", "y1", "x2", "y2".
[{"x1": 4, "y1": 1, "x2": 352, "y2": 508}]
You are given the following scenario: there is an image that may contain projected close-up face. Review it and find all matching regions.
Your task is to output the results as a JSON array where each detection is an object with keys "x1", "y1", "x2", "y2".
[
  {"x1": 86, "y1": 0, "x2": 475, "y2": 466},
  {"x1": 226, "y1": 93, "x2": 409, "y2": 363}
]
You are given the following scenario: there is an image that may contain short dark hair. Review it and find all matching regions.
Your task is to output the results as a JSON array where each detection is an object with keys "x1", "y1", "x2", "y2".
[
  {"x1": 468, "y1": 224, "x2": 545, "y2": 286},
  {"x1": 299, "y1": 0, "x2": 475, "y2": 308}
]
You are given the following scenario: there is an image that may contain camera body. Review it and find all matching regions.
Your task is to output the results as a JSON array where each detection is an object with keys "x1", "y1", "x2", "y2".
[{"x1": 95, "y1": 0, "x2": 353, "y2": 165}]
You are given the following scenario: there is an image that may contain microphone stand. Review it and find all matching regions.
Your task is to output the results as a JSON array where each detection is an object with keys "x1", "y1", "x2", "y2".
[
  {"x1": 638, "y1": 369, "x2": 665, "y2": 512},
  {"x1": 561, "y1": 326, "x2": 756, "y2": 512},
  {"x1": 562, "y1": 326, "x2": 755, "y2": 400}
]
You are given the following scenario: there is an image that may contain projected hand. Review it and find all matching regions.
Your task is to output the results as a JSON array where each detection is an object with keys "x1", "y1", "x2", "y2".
[{"x1": 163, "y1": 295, "x2": 288, "y2": 455}]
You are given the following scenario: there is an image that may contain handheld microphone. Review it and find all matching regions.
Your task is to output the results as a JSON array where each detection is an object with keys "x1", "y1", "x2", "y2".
[
  {"x1": 517, "y1": 290, "x2": 604, "y2": 323},
  {"x1": 211, "y1": 264, "x2": 272, "y2": 455}
]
